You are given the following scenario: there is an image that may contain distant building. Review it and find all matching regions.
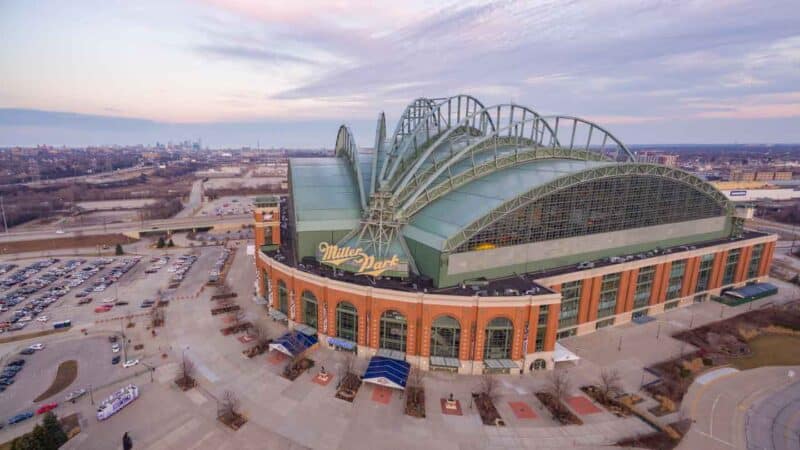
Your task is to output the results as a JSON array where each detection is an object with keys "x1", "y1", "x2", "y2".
[{"x1": 636, "y1": 151, "x2": 677, "y2": 167}]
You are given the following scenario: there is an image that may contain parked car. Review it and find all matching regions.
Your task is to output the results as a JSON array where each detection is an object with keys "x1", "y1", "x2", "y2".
[
  {"x1": 65, "y1": 388, "x2": 86, "y2": 403},
  {"x1": 111, "y1": 355, "x2": 121, "y2": 365},
  {"x1": 7, "y1": 412, "x2": 33, "y2": 425},
  {"x1": 35, "y1": 403, "x2": 58, "y2": 415},
  {"x1": 108, "y1": 335, "x2": 118, "y2": 343},
  {"x1": 29, "y1": 343, "x2": 45, "y2": 351},
  {"x1": 122, "y1": 359, "x2": 139, "y2": 368},
  {"x1": 111, "y1": 344, "x2": 120, "y2": 353},
  {"x1": 19, "y1": 348, "x2": 35, "y2": 355}
]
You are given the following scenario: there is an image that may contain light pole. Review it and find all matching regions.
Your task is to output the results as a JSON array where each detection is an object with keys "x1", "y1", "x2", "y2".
[{"x1": 656, "y1": 321, "x2": 662, "y2": 340}]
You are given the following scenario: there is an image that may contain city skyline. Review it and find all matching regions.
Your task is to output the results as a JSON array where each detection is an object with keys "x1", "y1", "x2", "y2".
[{"x1": 1, "y1": 0, "x2": 799, "y2": 147}]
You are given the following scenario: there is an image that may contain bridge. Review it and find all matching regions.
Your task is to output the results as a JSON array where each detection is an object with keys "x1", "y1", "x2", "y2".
[{"x1": 0, "y1": 214, "x2": 252, "y2": 244}]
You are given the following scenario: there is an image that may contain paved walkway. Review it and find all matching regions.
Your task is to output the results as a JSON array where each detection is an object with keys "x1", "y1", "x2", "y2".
[
  {"x1": 745, "y1": 372, "x2": 800, "y2": 450},
  {"x1": 678, "y1": 366, "x2": 799, "y2": 450}
]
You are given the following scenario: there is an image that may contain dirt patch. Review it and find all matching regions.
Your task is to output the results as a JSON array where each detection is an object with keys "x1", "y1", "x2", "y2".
[
  {"x1": 615, "y1": 419, "x2": 691, "y2": 450},
  {"x1": 405, "y1": 386, "x2": 426, "y2": 418},
  {"x1": 730, "y1": 334, "x2": 800, "y2": 370},
  {"x1": 534, "y1": 392, "x2": 583, "y2": 425},
  {"x1": 0, "y1": 327, "x2": 69, "y2": 344},
  {"x1": 472, "y1": 393, "x2": 504, "y2": 425},
  {"x1": 34, "y1": 360, "x2": 78, "y2": 402},
  {"x1": 1, "y1": 233, "x2": 137, "y2": 254}
]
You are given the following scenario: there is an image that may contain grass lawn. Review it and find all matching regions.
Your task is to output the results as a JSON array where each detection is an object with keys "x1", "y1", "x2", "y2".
[
  {"x1": 731, "y1": 334, "x2": 800, "y2": 370},
  {"x1": 34, "y1": 360, "x2": 78, "y2": 402}
]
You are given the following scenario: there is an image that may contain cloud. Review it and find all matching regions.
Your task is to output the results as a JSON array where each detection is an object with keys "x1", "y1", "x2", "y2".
[{"x1": 196, "y1": 44, "x2": 316, "y2": 66}]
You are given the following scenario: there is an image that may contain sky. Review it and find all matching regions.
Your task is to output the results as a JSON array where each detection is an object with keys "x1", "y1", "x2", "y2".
[{"x1": 0, "y1": 0, "x2": 799, "y2": 148}]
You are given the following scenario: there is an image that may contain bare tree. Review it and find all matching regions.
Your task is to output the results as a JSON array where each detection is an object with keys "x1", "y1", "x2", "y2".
[
  {"x1": 150, "y1": 307, "x2": 165, "y2": 328},
  {"x1": 176, "y1": 354, "x2": 196, "y2": 388},
  {"x1": 340, "y1": 353, "x2": 355, "y2": 378},
  {"x1": 546, "y1": 369, "x2": 572, "y2": 408},
  {"x1": 597, "y1": 368, "x2": 623, "y2": 401},
  {"x1": 218, "y1": 390, "x2": 240, "y2": 419},
  {"x1": 250, "y1": 323, "x2": 271, "y2": 351},
  {"x1": 477, "y1": 374, "x2": 498, "y2": 401},
  {"x1": 231, "y1": 309, "x2": 246, "y2": 326},
  {"x1": 407, "y1": 368, "x2": 426, "y2": 390}
]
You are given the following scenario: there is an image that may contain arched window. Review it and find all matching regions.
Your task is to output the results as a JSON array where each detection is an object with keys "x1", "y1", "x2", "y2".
[
  {"x1": 379, "y1": 310, "x2": 407, "y2": 352},
  {"x1": 533, "y1": 358, "x2": 547, "y2": 370},
  {"x1": 484, "y1": 317, "x2": 513, "y2": 360},
  {"x1": 301, "y1": 291, "x2": 318, "y2": 330},
  {"x1": 336, "y1": 302, "x2": 358, "y2": 342},
  {"x1": 430, "y1": 316, "x2": 461, "y2": 358},
  {"x1": 277, "y1": 280, "x2": 289, "y2": 314}
]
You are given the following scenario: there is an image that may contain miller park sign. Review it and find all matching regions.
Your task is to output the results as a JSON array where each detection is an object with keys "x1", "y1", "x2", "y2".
[{"x1": 317, "y1": 242, "x2": 406, "y2": 277}]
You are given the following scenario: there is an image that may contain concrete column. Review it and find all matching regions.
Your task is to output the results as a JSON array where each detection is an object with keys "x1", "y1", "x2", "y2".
[
  {"x1": 585, "y1": 276, "x2": 602, "y2": 323},
  {"x1": 758, "y1": 242, "x2": 774, "y2": 277},
  {"x1": 622, "y1": 268, "x2": 639, "y2": 313},
  {"x1": 710, "y1": 250, "x2": 728, "y2": 289},
  {"x1": 735, "y1": 246, "x2": 752, "y2": 283},
  {"x1": 578, "y1": 277, "x2": 595, "y2": 324},
  {"x1": 681, "y1": 257, "x2": 700, "y2": 297},
  {"x1": 615, "y1": 270, "x2": 635, "y2": 315},
  {"x1": 650, "y1": 262, "x2": 670, "y2": 305},
  {"x1": 543, "y1": 304, "x2": 560, "y2": 352}
]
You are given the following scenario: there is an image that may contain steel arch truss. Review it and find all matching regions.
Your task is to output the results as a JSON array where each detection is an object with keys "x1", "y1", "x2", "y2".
[
  {"x1": 370, "y1": 112, "x2": 387, "y2": 196},
  {"x1": 400, "y1": 146, "x2": 608, "y2": 218},
  {"x1": 380, "y1": 95, "x2": 488, "y2": 189},
  {"x1": 440, "y1": 164, "x2": 732, "y2": 253},
  {"x1": 391, "y1": 104, "x2": 560, "y2": 210},
  {"x1": 335, "y1": 125, "x2": 368, "y2": 210},
  {"x1": 545, "y1": 116, "x2": 635, "y2": 162}
]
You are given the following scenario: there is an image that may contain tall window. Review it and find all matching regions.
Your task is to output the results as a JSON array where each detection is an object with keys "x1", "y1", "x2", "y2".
[
  {"x1": 666, "y1": 261, "x2": 686, "y2": 300},
  {"x1": 430, "y1": 316, "x2": 461, "y2": 358},
  {"x1": 336, "y1": 302, "x2": 358, "y2": 342},
  {"x1": 633, "y1": 266, "x2": 655, "y2": 309},
  {"x1": 695, "y1": 254, "x2": 715, "y2": 292},
  {"x1": 277, "y1": 280, "x2": 289, "y2": 314},
  {"x1": 596, "y1": 273, "x2": 621, "y2": 319},
  {"x1": 484, "y1": 317, "x2": 513, "y2": 360},
  {"x1": 535, "y1": 306, "x2": 548, "y2": 351},
  {"x1": 379, "y1": 310, "x2": 407, "y2": 352},
  {"x1": 722, "y1": 249, "x2": 740, "y2": 285},
  {"x1": 747, "y1": 245, "x2": 764, "y2": 279},
  {"x1": 558, "y1": 281, "x2": 582, "y2": 329},
  {"x1": 457, "y1": 175, "x2": 724, "y2": 253},
  {"x1": 301, "y1": 291, "x2": 318, "y2": 329}
]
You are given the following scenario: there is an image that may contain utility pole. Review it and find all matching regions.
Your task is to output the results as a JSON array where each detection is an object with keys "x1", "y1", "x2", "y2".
[{"x1": 0, "y1": 196, "x2": 8, "y2": 234}]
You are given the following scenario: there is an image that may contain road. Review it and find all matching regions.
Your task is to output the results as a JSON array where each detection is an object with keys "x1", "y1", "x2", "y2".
[
  {"x1": 0, "y1": 214, "x2": 251, "y2": 243},
  {"x1": 747, "y1": 218, "x2": 800, "y2": 239},
  {"x1": 175, "y1": 179, "x2": 204, "y2": 219},
  {"x1": 679, "y1": 366, "x2": 799, "y2": 450},
  {"x1": 746, "y1": 374, "x2": 800, "y2": 450}
]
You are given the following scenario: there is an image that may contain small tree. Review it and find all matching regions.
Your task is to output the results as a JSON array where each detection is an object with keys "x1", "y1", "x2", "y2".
[
  {"x1": 251, "y1": 324, "x2": 271, "y2": 351},
  {"x1": 176, "y1": 354, "x2": 196, "y2": 388},
  {"x1": 597, "y1": 368, "x2": 623, "y2": 402},
  {"x1": 167, "y1": 238, "x2": 175, "y2": 247},
  {"x1": 42, "y1": 412, "x2": 68, "y2": 448},
  {"x1": 115, "y1": 243, "x2": 124, "y2": 255},
  {"x1": 31, "y1": 424, "x2": 50, "y2": 449},
  {"x1": 156, "y1": 236, "x2": 165, "y2": 248},
  {"x1": 546, "y1": 369, "x2": 572, "y2": 411},
  {"x1": 218, "y1": 390, "x2": 240, "y2": 420},
  {"x1": 341, "y1": 353, "x2": 355, "y2": 378},
  {"x1": 477, "y1": 374, "x2": 498, "y2": 401},
  {"x1": 231, "y1": 309, "x2": 246, "y2": 326},
  {"x1": 407, "y1": 367, "x2": 426, "y2": 405}
]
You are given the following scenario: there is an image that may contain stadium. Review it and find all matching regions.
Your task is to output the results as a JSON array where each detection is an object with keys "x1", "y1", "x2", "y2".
[{"x1": 253, "y1": 95, "x2": 776, "y2": 376}]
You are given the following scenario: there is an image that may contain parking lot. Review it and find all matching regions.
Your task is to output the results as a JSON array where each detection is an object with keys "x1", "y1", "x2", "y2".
[
  {"x1": 197, "y1": 196, "x2": 253, "y2": 217},
  {"x1": 0, "y1": 335, "x2": 128, "y2": 418}
]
